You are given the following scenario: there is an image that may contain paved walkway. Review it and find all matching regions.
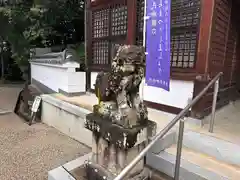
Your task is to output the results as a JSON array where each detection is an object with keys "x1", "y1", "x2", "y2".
[
  {"x1": 0, "y1": 86, "x2": 90, "y2": 180},
  {"x1": 196, "y1": 100, "x2": 240, "y2": 144}
]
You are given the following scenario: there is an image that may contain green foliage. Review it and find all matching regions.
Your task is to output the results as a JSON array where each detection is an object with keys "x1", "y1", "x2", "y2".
[
  {"x1": 76, "y1": 43, "x2": 85, "y2": 57},
  {"x1": 0, "y1": 0, "x2": 84, "y2": 65}
]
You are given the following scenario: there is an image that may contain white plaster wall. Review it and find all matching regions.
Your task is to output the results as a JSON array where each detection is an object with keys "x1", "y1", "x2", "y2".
[
  {"x1": 31, "y1": 63, "x2": 67, "y2": 92},
  {"x1": 62, "y1": 72, "x2": 86, "y2": 93},
  {"x1": 91, "y1": 72, "x2": 194, "y2": 109},
  {"x1": 31, "y1": 62, "x2": 86, "y2": 93},
  {"x1": 143, "y1": 80, "x2": 194, "y2": 109},
  {"x1": 91, "y1": 72, "x2": 98, "y2": 90}
]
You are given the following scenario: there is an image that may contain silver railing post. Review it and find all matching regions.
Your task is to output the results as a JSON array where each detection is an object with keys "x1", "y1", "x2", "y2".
[
  {"x1": 174, "y1": 119, "x2": 185, "y2": 180},
  {"x1": 209, "y1": 78, "x2": 220, "y2": 133}
]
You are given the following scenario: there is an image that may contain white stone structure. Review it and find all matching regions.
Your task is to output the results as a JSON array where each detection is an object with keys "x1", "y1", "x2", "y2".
[{"x1": 30, "y1": 49, "x2": 86, "y2": 96}]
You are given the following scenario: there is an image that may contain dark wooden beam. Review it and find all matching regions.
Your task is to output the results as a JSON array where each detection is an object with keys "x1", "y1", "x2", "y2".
[
  {"x1": 195, "y1": 0, "x2": 215, "y2": 77},
  {"x1": 127, "y1": 0, "x2": 137, "y2": 44},
  {"x1": 222, "y1": 0, "x2": 232, "y2": 74},
  {"x1": 86, "y1": 0, "x2": 92, "y2": 91},
  {"x1": 144, "y1": 100, "x2": 187, "y2": 115},
  {"x1": 192, "y1": 0, "x2": 215, "y2": 117}
]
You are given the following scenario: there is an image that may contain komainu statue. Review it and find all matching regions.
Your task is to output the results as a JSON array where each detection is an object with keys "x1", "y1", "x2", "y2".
[{"x1": 94, "y1": 45, "x2": 148, "y2": 128}]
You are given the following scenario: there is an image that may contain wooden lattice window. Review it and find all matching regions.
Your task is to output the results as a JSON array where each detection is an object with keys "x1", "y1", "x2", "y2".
[
  {"x1": 91, "y1": 1, "x2": 128, "y2": 67},
  {"x1": 92, "y1": 41, "x2": 109, "y2": 65},
  {"x1": 92, "y1": 9, "x2": 109, "y2": 38},
  {"x1": 111, "y1": 6, "x2": 128, "y2": 36},
  {"x1": 136, "y1": 0, "x2": 145, "y2": 45},
  {"x1": 171, "y1": 0, "x2": 200, "y2": 28},
  {"x1": 91, "y1": 8, "x2": 110, "y2": 66},
  {"x1": 171, "y1": 33, "x2": 197, "y2": 68},
  {"x1": 171, "y1": 0, "x2": 200, "y2": 68},
  {"x1": 136, "y1": 0, "x2": 200, "y2": 68}
]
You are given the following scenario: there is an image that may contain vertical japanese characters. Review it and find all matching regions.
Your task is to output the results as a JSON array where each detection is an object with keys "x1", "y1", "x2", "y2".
[{"x1": 145, "y1": 0, "x2": 171, "y2": 91}]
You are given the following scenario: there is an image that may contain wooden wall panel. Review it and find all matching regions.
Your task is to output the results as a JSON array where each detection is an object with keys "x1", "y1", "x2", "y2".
[
  {"x1": 208, "y1": 0, "x2": 240, "y2": 104},
  {"x1": 192, "y1": 0, "x2": 240, "y2": 118},
  {"x1": 209, "y1": 0, "x2": 231, "y2": 77}
]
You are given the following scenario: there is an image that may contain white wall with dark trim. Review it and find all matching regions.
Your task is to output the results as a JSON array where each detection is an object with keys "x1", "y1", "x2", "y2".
[
  {"x1": 91, "y1": 72, "x2": 194, "y2": 109},
  {"x1": 31, "y1": 62, "x2": 86, "y2": 95}
]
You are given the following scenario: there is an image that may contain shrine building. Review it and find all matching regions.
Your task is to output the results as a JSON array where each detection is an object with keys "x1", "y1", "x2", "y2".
[{"x1": 85, "y1": 0, "x2": 240, "y2": 119}]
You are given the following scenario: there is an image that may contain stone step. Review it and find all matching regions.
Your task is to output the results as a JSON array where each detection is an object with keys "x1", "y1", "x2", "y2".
[
  {"x1": 183, "y1": 130, "x2": 240, "y2": 167},
  {"x1": 149, "y1": 130, "x2": 177, "y2": 154},
  {"x1": 146, "y1": 145, "x2": 240, "y2": 180}
]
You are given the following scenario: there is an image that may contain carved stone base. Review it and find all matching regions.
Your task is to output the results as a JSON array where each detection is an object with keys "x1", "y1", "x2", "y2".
[
  {"x1": 84, "y1": 113, "x2": 156, "y2": 179},
  {"x1": 91, "y1": 136, "x2": 146, "y2": 176},
  {"x1": 85, "y1": 113, "x2": 156, "y2": 150}
]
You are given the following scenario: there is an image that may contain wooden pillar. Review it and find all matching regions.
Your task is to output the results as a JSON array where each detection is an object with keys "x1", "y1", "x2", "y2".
[
  {"x1": 192, "y1": 0, "x2": 215, "y2": 118},
  {"x1": 126, "y1": 0, "x2": 137, "y2": 45},
  {"x1": 86, "y1": 0, "x2": 92, "y2": 91},
  {"x1": 195, "y1": 0, "x2": 215, "y2": 78}
]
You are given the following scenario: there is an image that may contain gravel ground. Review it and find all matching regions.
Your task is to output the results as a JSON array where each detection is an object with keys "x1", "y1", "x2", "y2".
[{"x1": 0, "y1": 113, "x2": 90, "y2": 180}]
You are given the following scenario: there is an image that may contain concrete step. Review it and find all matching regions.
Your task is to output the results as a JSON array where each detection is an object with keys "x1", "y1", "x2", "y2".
[
  {"x1": 149, "y1": 130, "x2": 177, "y2": 154},
  {"x1": 146, "y1": 145, "x2": 240, "y2": 180},
  {"x1": 183, "y1": 130, "x2": 240, "y2": 167}
]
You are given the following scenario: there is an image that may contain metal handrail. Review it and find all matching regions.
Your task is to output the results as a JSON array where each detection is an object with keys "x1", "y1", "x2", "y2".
[{"x1": 114, "y1": 72, "x2": 223, "y2": 180}]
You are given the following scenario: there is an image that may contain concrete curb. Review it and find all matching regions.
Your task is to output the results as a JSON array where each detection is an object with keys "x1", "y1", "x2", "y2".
[
  {"x1": 41, "y1": 94, "x2": 91, "y2": 119},
  {"x1": 183, "y1": 131, "x2": 240, "y2": 166}
]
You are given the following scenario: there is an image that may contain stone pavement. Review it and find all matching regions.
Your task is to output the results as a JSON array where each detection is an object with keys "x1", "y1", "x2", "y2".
[
  {"x1": 0, "y1": 85, "x2": 90, "y2": 180},
  {"x1": 194, "y1": 100, "x2": 240, "y2": 144}
]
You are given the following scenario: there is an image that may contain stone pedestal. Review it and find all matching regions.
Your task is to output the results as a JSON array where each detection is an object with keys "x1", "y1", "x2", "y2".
[{"x1": 83, "y1": 113, "x2": 156, "y2": 180}]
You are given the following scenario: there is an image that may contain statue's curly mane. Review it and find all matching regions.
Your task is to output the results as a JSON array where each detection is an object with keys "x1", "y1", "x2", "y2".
[{"x1": 112, "y1": 45, "x2": 146, "y2": 66}]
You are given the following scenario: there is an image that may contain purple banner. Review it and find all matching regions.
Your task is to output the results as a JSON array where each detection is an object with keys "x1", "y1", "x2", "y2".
[{"x1": 145, "y1": 0, "x2": 171, "y2": 91}]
